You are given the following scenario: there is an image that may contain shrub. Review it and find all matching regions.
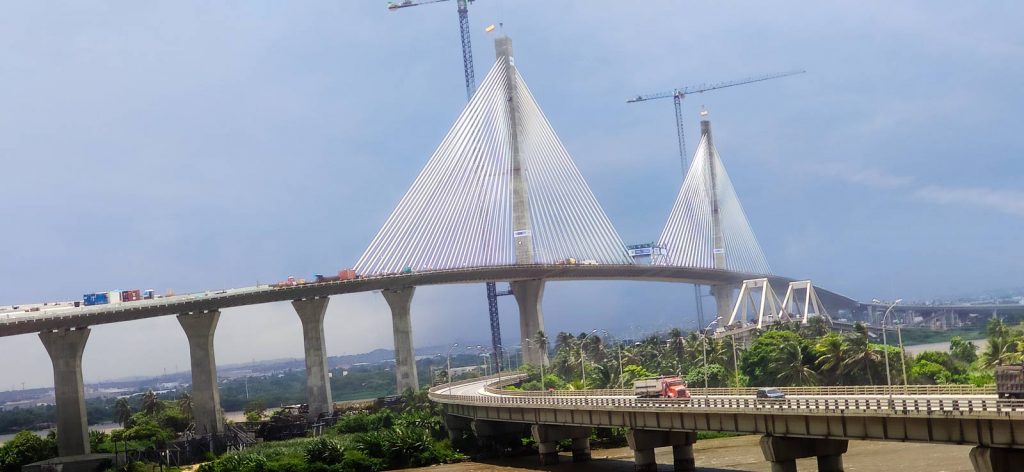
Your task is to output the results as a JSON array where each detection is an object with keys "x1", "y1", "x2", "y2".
[
  {"x1": 304, "y1": 437, "x2": 345, "y2": 465},
  {"x1": 334, "y1": 410, "x2": 394, "y2": 434},
  {"x1": 341, "y1": 449, "x2": 385, "y2": 472},
  {"x1": 0, "y1": 431, "x2": 57, "y2": 472},
  {"x1": 205, "y1": 453, "x2": 269, "y2": 472}
]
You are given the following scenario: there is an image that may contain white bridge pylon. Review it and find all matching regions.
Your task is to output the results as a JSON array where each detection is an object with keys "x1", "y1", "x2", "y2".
[
  {"x1": 780, "y1": 280, "x2": 832, "y2": 325},
  {"x1": 728, "y1": 278, "x2": 831, "y2": 328},
  {"x1": 728, "y1": 278, "x2": 783, "y2": 329},
  {"x1": 354, "y1": 37, "x2": 631, "y2": 276}
]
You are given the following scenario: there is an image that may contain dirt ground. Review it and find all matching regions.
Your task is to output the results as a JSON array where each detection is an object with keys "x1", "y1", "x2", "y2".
[{"x1": 411, "y1": 435, "x2": 975, "y2": 472}]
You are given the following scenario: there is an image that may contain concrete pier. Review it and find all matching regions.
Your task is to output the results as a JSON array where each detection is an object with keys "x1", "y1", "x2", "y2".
[
  {"x1": 383, "y1": 287, "x2": 418, "y2": 393},
  {"x1": 293, "y1": 297, "x2": 333, "y2": 420},
  {"x1": 511, "y1": 279, "x2": 547, "y2": 366},
  {"x1": 759, "y1": 436, "x2": 847, "y2": 472},
  {"x1": 713, "y1": 284, "x2": 735, "y2": 319},
  {"x1": 531, "y1": 425, "x2": 591, "y2": 465},
  {"x1": 970, "y1": 447, "x2": 1024, "y2": 472},
  {"x1": 39, "y1": 328, "x2": 91, "y2": 456},
  {"x1": 627, "y1": 430, "x2": 697, "y2": 472},
  {"x1": 178, "y1": 311, "x2": 224, "y2": 435}
]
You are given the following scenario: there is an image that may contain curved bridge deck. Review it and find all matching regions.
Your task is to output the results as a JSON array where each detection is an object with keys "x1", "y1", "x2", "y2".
[{"x1": 432, "y1": 375, "x2": 1024, "y2": 471}]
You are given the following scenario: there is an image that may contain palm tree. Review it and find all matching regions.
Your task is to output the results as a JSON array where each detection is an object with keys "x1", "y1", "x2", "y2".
[
  {"x1": 843, "y1": 323, "x2": 879, "y2": 385},
  {"x1": 177, "y1": 392, "x2": 193, "y2": 422},
  {"x1": 815, "y1": 334, "x2": 847, "y2": 385},
  {"x1": 772, "y1": 340, "x2": 817, "y2": 386},
  {"x1": 804, "y1": 316, "x2": 830, "y2": 338},
  {"x1": 115, "y1": 397, "x2": 132, "y2": 427},
  {"x1": 141, "y1": 389, "x2": 162, "y2": 415}
]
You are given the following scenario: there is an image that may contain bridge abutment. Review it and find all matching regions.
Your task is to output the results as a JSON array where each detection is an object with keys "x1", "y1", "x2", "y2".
[
  {"x1": 511, "y1": 279, "x2": 548, "y2": 366},
  {"x1": 383, "y1": 287, "x2": 418, "y2": 393},
  {"x1": 626, "y1": 430, "x2": 697, "y2": 472},
  {"x1": 178, "y1": 310, "x2": 225, "y2": 436},
  {"x1": 759, "y1": 436, "x2": 847, "y2": 472},
  {"x1": 970, "y1": 446, "x2": 1024, "y2": 472},
  {"x1": 293, "y1": 297, "x2": 333, "y2": 420},
  {"x1": 39, "y1": 328, "x2": 91, "y2": 456}
]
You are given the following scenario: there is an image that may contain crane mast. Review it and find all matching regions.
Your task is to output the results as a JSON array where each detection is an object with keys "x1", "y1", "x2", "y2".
[{"x1": 456, "y1": 0, "x2": 476, "y2": 99}]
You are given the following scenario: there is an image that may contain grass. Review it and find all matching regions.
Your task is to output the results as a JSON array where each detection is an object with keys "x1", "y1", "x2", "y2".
[{"x1": 897, "y1": 328, "x2": 985, "y2": 346}]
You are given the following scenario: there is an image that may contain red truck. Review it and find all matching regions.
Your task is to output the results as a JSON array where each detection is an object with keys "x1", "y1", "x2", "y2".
[{"x1": 633, "y1": 376, "x2": 691, "y2": 399}]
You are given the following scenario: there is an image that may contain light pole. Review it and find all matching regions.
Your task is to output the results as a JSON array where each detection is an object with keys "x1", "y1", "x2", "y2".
[
  {"x1": 446, "y1": 343, "x2": 459, "y2": 394},
  {"x1": 701, "y1": 317, "x2": 723, "y2": 398},
  {"x1": 579, "y1": 329, "x2": 597, "y2": 390},
  {"x1": 873, "y1": 298, "x2": 903, "y2": 400}
]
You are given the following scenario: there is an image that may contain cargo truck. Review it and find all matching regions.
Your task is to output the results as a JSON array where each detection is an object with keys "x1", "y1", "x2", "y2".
[
  {"x1": 633, "y1": 376, "x2": 690, "y2": 399},
  {"x1": 996, "y1": 365, "x2": 1024, "y2": 399}
]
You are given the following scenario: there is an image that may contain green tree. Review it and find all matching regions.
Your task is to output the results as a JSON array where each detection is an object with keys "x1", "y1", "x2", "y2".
[
  {"x1": 802, "y1": 316, "x2": 830, "y2": 338},
  {"x1": 243, "y1": 400, "x2": 267, "y2": 422},
  {"x1": 141, "y1": 390, "x2": 162, "y2": 416},
  {"x1": 0, "y1": 431, "x2": 57, "y2": 472},
  {"x1": 115, "y1": 397, "x2": 132, "y2": 428},
  {"x1": 177, "y1": 392, "x2": 193, "y2": 422},
  {"x1": 741, "y1": 330, "x2": 805, "y2": 386},
  {"x1": 772, "y1": 339, "x2": 818, "y2": 386},
  {"x1": 814, "y1": 333, "x2": 847, "y2": 385},
  {"x1": 843, "y1": 323, "x2": 879, "y2": 384},
  {"x1": 949, "y1": 336, "x2": 978, "y2": 365},
  {"x1": 684, "y1": 364, "x2": 729, "y2": 388}
]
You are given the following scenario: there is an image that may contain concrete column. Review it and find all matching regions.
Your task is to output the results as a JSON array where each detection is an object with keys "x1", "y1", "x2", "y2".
[
  {"x1": 970, "y1": 446, "x2": 1024, "y2": 472},
  {"x1": 759, "y1": 436, "x2": 847, "y2": 472},
  {"x1": 712, "y1": 284, "x2": 736, "y2": 319},
  {"x1": 178, "y1": 311, "x2": 224, "y2": 435},
  {"x1": 536, "y1": 440, "x2": 559, "y2": 465},
  {"x1": 39, "y1": 328, "x2": 91, "y2": 456},
  {"x1": 632, "y1": 448, "x2": 657, "y2": 472},
  {"x1": 673, "y1": 443, "x2": 696, "y2": 472},
  {"x1": 627, "y1": 430, "x2": 697, "y2": 472},
  {"x1": 293, "y1": 297, "x2": 332, "y2": 420},
  {"x1": 571, "y1": 436, "x2": 592, "y2": 463},
  {"x1": 530, "y1": 425, "x2": 591, "y2": 465},
  {"x1": 383, "y1": 287, "x2": 418, "y2": 393},
  {"x1": 512, "y1": 279, "x2": 547, "y2": 366}
]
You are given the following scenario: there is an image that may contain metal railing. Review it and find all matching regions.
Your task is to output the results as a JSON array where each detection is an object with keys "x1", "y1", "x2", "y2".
[
  {"x1": 435, "y1": 377, "x2": 1021, "y2": 420},
  {"x1": 483, "y1": 383, "x2": 995, "y2": 397}
]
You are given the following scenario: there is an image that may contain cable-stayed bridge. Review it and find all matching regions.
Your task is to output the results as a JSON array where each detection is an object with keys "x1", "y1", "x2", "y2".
[{"x1": 2, "y1": 36, "x2": 1011, "y2": 471}]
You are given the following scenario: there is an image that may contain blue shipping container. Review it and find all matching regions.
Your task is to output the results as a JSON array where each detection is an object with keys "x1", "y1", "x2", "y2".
[{"x1": 83, "y1": 293, "x2": 110, "y2": 306}]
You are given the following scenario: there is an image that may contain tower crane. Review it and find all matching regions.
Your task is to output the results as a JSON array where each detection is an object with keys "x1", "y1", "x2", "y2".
[
  {"x1": 388, "y1": 0, "x2": 478, "y2": 100},
  {"x1": 627, "y1": 69, "x2": 806, "y2": 173},
  {"x1": 628, "y1": 69, "x2": 805, "y2": 330},
  {"x1": 388, "y1": 0, "x2": 515, "y2": 372}
]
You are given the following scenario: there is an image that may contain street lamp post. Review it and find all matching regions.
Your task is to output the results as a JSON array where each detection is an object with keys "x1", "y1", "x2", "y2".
[
  {"x1": 446, "y1": 343, "x2": 460, "y2": 394},
  {"x1": 873, "y1": 298, "x2": 903, "y2": 401},
  {"x1": 701, "y1": 317, "x2": 723, "y2": 399},
  {"x1": 579, "y1": 329, "x2": 597, "y2": 390}
]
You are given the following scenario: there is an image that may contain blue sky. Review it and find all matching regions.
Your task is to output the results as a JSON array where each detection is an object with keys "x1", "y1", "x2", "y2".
[{"x1": 1, "y1": 2, "x2": 1022, "y2": 388}]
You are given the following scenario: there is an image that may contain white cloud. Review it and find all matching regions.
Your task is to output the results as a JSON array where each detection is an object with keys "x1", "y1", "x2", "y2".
[
  {"x1": 817, "y1": 163, "x2": 915, "y2": 189},
  {"x1": 913, "y1": 185, "x2": 1024, "y2": 218}
]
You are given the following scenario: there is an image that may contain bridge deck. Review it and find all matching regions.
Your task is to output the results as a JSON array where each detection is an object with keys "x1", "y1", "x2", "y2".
[{"x1": 0, "y1": 265, "x2": 857, "y2": 338}]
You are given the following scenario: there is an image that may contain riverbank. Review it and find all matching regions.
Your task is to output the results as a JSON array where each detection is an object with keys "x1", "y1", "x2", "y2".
[{"x1": 410, "y1": 435, "x2": 974, "y2": 471}]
